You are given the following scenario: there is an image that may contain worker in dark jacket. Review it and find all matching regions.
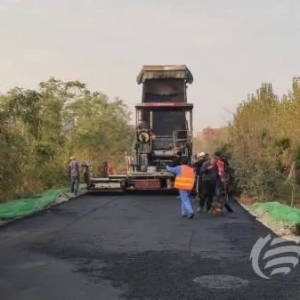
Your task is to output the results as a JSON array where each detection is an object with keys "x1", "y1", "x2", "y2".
[
  {"x1": 166, "y1": 156, "x2": 195, "y2": 219},
  {"x1": 193, "y1": 152, "x2": 208, "y2": 212},
  {"x1": 69, "y1": 157, "x2": 80, "y2": 195},
  {"x1": 200, "y1": 155, "x2": 219, "y2": 213}
]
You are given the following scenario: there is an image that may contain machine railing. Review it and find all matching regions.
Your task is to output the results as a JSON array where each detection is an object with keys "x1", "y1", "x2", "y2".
[
  {"x1": 151, "y1": 137, "x2": 174, "y2": 150},
  {"x1": 172, "y1": 129, "x2": 190, "y2": 147}
]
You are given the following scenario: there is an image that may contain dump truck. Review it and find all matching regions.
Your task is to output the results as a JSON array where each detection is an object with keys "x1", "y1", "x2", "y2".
[{"x1": 88, "y1": 65, "x2": 194, "y2": 191}]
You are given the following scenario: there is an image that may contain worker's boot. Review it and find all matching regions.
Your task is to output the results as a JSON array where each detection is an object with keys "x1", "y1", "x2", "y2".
[
  {"x1": 187, "y1": 213, "x2": 194, "y2": 219},
  {"x1": 197, "y1": 206, "x2": 204, "y2": 212},
  {"x1": 224, "y1": 203, "x2": 234, "y2": 213},
  {"x1": 206, "y1": 203, "x2": 212, "y2": 214}
]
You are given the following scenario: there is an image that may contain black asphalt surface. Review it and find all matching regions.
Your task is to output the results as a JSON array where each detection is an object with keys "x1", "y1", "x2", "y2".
[{"x1": 1, "y1": 193, "x2": 300, "y2": 300}]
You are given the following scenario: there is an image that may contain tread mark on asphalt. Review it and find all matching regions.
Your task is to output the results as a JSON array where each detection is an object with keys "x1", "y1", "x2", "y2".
[
  {"x1": 62, "y1": 196, "x2": 120, "y2": 231},
  {"x1": 188, "y1": 227, "x2": 196, "y2": 253}
]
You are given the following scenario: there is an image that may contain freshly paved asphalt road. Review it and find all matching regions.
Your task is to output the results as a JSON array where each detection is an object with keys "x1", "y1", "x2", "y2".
[{"x1": 0, "y1": 192, "x2": 300, "y2": 300}]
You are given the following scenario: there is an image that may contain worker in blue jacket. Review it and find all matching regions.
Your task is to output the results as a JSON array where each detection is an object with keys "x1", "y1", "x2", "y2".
[{"x1": 166, "y1": 156, "x2": 195, "y2": 219}]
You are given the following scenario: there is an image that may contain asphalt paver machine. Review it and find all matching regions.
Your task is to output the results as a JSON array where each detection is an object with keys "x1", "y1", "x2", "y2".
[{"x1": 88, "y1": 65, "x2": 194, "y2": 191}]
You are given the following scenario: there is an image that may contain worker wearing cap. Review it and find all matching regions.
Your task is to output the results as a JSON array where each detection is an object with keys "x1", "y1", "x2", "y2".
[
  {"x1": 193, "y1": 151, "x2": 208, "y2": 212},
  {"x1": 170, "y1": 150, "x2": 182, "y2": 167},
  {"x1": 169, "y1": 150, "x2": 183, "y2": 199},
  {"x1": 69, "y1": 156, "x2": 80, "y2": 195},
  {"x1": 166, "y1": 156, "x2": 195, "y2": 219}
]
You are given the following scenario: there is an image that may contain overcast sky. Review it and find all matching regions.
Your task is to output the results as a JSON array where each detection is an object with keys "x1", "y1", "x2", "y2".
[{"x1": 1, "y1": 0, "x2": 300, "y2": 133}]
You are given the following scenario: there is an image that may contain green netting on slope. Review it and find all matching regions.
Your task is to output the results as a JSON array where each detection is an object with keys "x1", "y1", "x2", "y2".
[
  {"x1": 248, "y1": 202, "x2": 300, "y2": 226},
  {"x1": 0, "y1": 184, "x2": 87, "y2": 220}
]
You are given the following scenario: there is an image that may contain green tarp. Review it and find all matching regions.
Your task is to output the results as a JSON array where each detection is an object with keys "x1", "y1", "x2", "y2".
[
  {"x1": 0, "y1": 184, "x2": 86, "y2": 220},
  {"x1": 248, "y1": 202, "x2": 300, "y2": 226}
]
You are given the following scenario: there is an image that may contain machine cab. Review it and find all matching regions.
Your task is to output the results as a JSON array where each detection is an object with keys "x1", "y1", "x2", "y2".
[{"x1": 131, "y1": 65, "x2": 194, "y2": 172}]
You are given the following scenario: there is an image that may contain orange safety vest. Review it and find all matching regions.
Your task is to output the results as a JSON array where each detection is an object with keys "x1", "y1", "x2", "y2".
[{"x1": 174, "y1": 165, "x2": 195, "y2": 191}]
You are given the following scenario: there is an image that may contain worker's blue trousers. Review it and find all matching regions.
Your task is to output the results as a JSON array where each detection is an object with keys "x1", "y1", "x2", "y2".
[
  {"x1": 71, "y1": 176, "x2": 79, "y2": 194},
  {"x1": 179, "y1": 190, "x2": 194, "y2": 216}
]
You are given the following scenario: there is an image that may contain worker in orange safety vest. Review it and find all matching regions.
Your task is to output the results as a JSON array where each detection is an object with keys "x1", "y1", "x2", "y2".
[{"x1": 166, "y1": 156, "x2": 195, "y2": 219}]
